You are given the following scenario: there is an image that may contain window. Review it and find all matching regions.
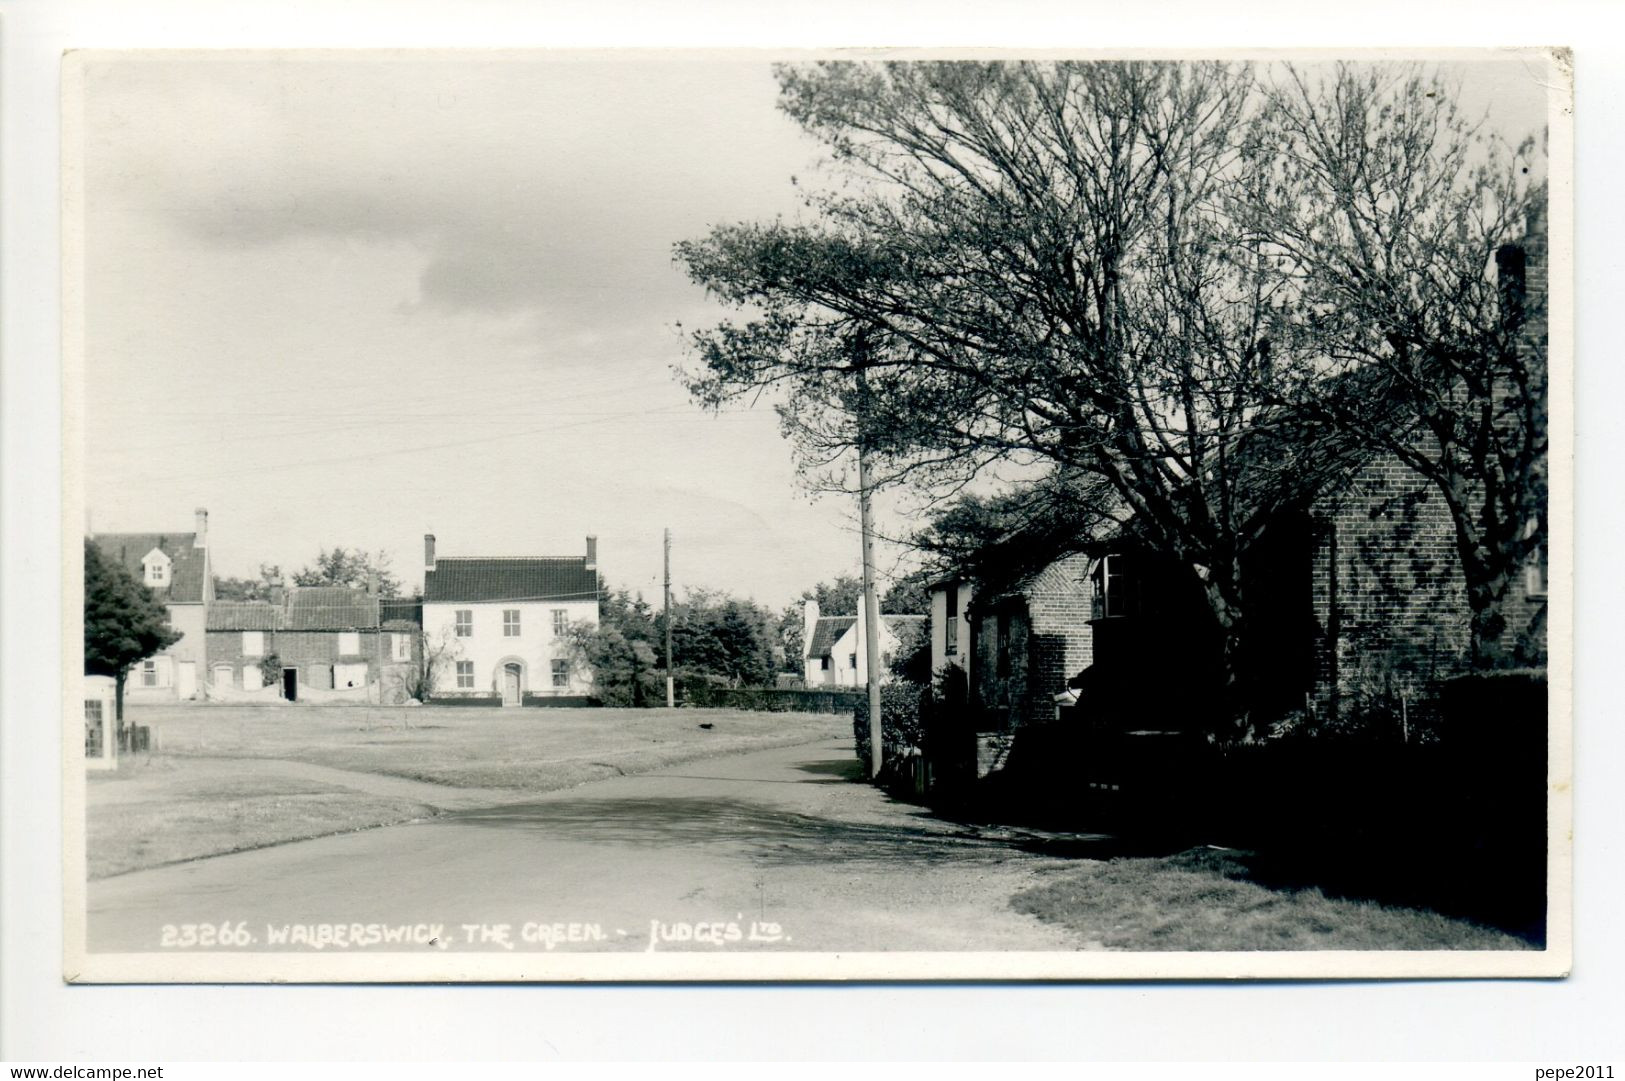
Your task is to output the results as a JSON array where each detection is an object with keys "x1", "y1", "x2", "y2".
[
  {"x1": 1093, "y1": 554, "x2": 1137, "y2": 619},
  {"x1": 146, "y1": 562, "x2": 168, "y2": 586},
  {"x1": 996, "y1": 611, "x2": 1012, "y2": 678},
  {"x1": 242, "y1": 631, "x2": 264, "y2": 657},
  {"x1": 392, "y1": 633, "x2": 411, "y2": 661},
  {"x1": 1526, "y1": 542, "x2": 1548, "y2": 598},
  {"x1": 820, "y1": 657, "x2": 831, "y2": 671},
  {"x1": 212, "y1": 664, "x2": 234, "y2": 687},
  {"x1": 551, "y1": 659, "x2": 570, "y2": 688},
  {"x1": 455, "y1": 661, "x2": 475, "y2": 689},
  {"x1": 85, "y1": 699, "x2": 105, "y2": 756},
  {"x1": 849, "y1": 653, "x2": 858, "y2": 669},
  {"x1": 945, "y1": 585, "x2": 960, "y2": 656},
  {"x1": 141, "y1": 659, "x2": 159, "y2": 687},
  {"x1": 338, "y1": 631, "x2": 361, "y2": 655},
  {"x1": 503, "y1": 609, "x2": 521, "y2": 637},
  {"x1": 454, "y1": 609, "x2": 472, "y2": 637},
  {"x1": 551, "y1": 608, "x2": 568, "y2": 637}
]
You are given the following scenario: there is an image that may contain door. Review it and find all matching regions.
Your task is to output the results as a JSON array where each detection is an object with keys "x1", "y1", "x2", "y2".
[
  {"x1": 176, "y1": 661, "x2": 197, "y2": 700},
  {"x1": 282, "y1": 667, "x2": 298, "y2": 702},
  {"x1": 502, "y1": 663, "x2": 522, "y2": 707}
]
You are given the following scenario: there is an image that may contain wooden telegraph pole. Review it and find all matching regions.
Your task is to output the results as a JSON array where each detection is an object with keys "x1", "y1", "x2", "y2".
[
  {"x1": 856, "y1": 357, "x2": 884, "y2": 780},
  {"x1": 664, "y1": 528, "x2": 675, "y2": 709}
]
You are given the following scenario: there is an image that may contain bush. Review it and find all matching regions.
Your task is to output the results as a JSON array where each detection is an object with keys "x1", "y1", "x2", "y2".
[
  {"x1": 684, "y1": 685, "x2": 862, "y2": 713},
  {"x1": 853, "y1": 681, "x2": 928, "y2": 784}
]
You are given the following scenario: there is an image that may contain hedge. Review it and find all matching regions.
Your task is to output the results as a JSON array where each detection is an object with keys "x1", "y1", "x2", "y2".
[
  {"x1": 853, "y1": 681, "x2": 929, "y2": 785},
  {"x1": 683, "y1": 685, "x2": 864, "y2": 713}
]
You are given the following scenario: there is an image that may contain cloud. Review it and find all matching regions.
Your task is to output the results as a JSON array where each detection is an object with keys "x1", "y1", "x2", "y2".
[{"x1": 86, "y1": 56, "x2": 811, "y2": 320}]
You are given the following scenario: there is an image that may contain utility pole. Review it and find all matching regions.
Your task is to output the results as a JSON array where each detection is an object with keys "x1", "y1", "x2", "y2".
[
  {"x1": 664, "y1": 528, "x2": 675, "y2": 709},
  {"x1": 856, "y1": 368, "x2": 884, "y2": 780}
]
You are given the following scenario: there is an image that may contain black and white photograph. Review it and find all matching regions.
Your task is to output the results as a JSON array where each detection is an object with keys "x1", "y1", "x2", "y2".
[{"x1": 59, "y1": 47, "x2": 1569, "y2": 983}]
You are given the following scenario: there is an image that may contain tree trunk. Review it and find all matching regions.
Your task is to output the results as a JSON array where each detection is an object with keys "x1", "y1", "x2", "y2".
[
  {"x1": 114, "y1": 671, "x2": 126, "y2": 725},
  {"x1": 1201, "y1": 572, "x2": 1253, "y2": 741}
]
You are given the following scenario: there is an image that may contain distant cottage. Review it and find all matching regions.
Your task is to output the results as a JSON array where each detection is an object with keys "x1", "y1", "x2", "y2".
[
  {"x1": 801, "y1": 599, "x2": 925, "y2": 688},
  {"x1": 89, "y1": 508, "x2": 213, "y2": 701},
  {"x1": 205, "y1": 581, "x2": 419, "y2": 702}
]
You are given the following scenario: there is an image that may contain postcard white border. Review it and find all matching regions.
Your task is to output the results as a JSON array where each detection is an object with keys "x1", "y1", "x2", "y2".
[{"x1": 54, "y1": 44, "x2": 1574, "y2": 987}]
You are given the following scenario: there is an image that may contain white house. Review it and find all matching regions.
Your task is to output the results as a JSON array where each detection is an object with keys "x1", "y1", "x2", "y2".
[
  {"x1": 928, "y1": 576, "x2": 976, "y2": 677},
  {"x1": 801, "y1": 599, "x2": 926, "y2": 688},
  {"x1": 89, "y1": 509, "x2": 214, "y2": 702},
  {"x1": 421, "y1": 534, "x2": 600, "y2": 705}
]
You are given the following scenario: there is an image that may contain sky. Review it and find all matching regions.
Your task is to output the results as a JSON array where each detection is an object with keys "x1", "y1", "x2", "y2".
[{"x1": 77, "y1": 53, "x2": 1553, "y2": 608}]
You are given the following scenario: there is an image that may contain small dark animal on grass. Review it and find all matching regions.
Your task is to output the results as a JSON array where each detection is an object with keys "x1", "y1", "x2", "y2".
[{"x1": 699, "y1": 723, "x2": 714, "y2": 730}]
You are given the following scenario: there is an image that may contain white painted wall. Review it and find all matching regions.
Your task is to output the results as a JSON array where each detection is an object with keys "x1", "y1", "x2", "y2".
[
  {"x1": 423, "y1": 599, "x2": 599, "y2": 698},
  {"x1": 807, "y1": 609, "x2": 908, "y2": 688},
  {"x1": 929, "y1": 580, "x2": 975, "y2": 678},
  {"x1": 126, "y1": 602, "x2": 207, "y2": 701}
]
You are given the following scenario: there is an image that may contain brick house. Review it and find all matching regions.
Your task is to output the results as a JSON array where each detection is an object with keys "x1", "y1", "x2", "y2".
[
  {"x1": 926, "y1": 552, "x2": 1095, "y2": 731},
  {"x1": 420, "y1": 534, "x2": 599, "y2": 705},
  {"x1": 89, "y1": 508, "x2": 213, "y2": 701},
  {"x1": 1303, "y1": 200, "x2": 1550, "y2": 724},
  {"x1": 205, "y1": 583, "x2": 419, "y2": 701}
]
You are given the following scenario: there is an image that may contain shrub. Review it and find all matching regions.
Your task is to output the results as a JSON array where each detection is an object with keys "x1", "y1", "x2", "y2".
[
  {"x1": 853, "y1": 681, "x2": 929, "y2": 784},
  {"x1": 258, "y1": 652, "x2": 283, "y2": 691},
  {"x1": 685, "y1": 685, "x2": 862, "y2": 713}
]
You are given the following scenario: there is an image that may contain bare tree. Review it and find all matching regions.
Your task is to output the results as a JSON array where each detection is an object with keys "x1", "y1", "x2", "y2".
[
  {"x1": 1246, "y1": 62, "x2": 1547, "y2": 666},
  {"x1": 679, "y1": 61, "x2": 1349, "y2": 733}
]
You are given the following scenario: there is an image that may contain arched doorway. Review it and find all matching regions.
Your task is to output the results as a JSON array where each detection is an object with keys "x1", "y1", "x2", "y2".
[{"x1": 497, "y1": 659, "x2": 525, "y2": 707}]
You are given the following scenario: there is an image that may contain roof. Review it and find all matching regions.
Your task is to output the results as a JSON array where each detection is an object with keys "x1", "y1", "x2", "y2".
[
  {"x1": 807, "y1": 614, "x2": 925, "y2": 659},
  {"x1": 806, "y1": 616, "x2": 856, "y2": 659},
  {"x1": 424, "y1": 557, "x2": 598, "y2": 604},
  {"x1": 979, "y1": 552, "x2": 1094, "y2": 607},
  {"x1": 91, "y1": 532, "x2": 206, "y2": 604},
  {"x1": 208, "y1": 602, "x2": 283, "y2": 631},
  {"x1": 285, "y1": 586, "x2": 380, "y2": 631}
]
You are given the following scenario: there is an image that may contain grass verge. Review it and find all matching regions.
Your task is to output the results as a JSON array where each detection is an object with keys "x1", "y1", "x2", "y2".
[
  {"x1": 1010, "y1": 847, "x2": 1533, "y2": 951},
  {"x1": 87, "y1": 760, "x2": 431, "y2": 879}
]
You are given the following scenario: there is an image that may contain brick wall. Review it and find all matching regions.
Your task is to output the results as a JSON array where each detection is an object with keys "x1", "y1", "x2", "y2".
[
  {"x1": 969, "y1": 554, "x2": 1094, "y2": 730},
  {"x1": 206, "y1": 629, "x2": 413, "y2": 691},
  {"x1": 1023, "y1": 554, "x2": 1095, "y2": 726},
  {"x1": 1310, "y1": 448, "x2": 1470, "y2": 716}
]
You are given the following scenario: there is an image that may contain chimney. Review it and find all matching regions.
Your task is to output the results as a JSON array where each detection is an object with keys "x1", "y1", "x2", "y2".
[
  {"x1": 585, "y1": 535, "x2": 598, "y2": 572},
  {"x1": 270, "y1": 578, "x2": 286, "y2": 608},
  {"x1": 366, "y1": 571, "x2": 378, "y2": 595},
  {"x1": 424, "y1": 534, "x2": 436, "y2": 573},
  {"x1": 194, "y1": 507, "x2": 209, "y2": 548},
  {"x1": 802, "y1": 599, "x2": 820, "y2": 663}
]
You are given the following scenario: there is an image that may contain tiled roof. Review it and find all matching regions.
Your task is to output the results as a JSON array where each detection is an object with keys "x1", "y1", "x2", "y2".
[
  {"x1": 285, "y1": 586, "x2": 379, "y2": 631},
  {"x1": 981, "y1": 553, "x2": 1093, "y2": 605},
  {"x1": 424, "y1": 557, "x2": 598, "y2": 604},
  {"x1": 91, "y1": 532, "x2": 206, "y2": 604},
  {"x1": 806, "y1": 616, "x2": 856, "y2": 659},
  {"x1": 208, "y1": 602, "x2": 284, "y2": 631}
]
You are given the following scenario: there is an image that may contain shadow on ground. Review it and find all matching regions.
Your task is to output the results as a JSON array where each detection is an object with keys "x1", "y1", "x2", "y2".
[{"x1": 440, "y1": 794, "x2": 1026, "y2": 868}]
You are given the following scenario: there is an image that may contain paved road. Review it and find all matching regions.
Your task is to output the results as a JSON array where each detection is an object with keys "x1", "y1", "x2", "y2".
[{"x1": 87, "y1": 737, "x2": 1094, "y2": 955}]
